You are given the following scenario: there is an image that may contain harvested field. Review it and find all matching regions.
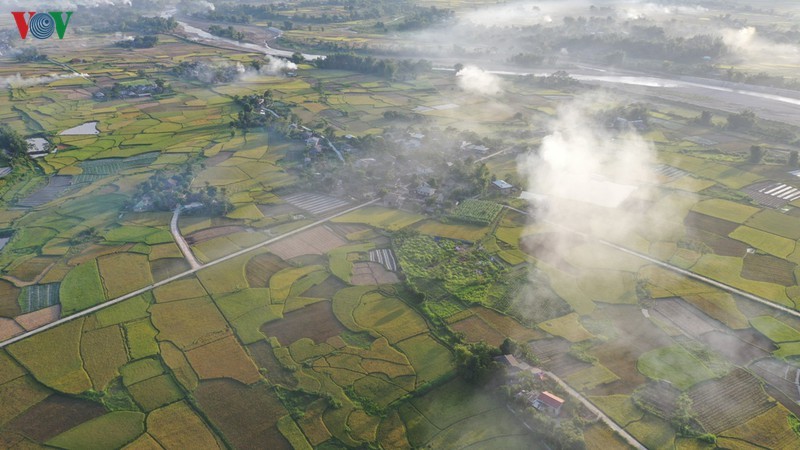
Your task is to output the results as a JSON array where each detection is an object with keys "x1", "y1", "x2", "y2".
[
  {"x1": 267, "y1": 226, "x2": 346, "y2": 260},
  {"x1": 473, "y1": 307, "x2": 543, "y2": 342},
  {"x1": 15, "y1": 304, "x2": 60, "y2": 331},
  {"x1": 741, "y1": 253, "x2": 795, "y2": 286},
  {"x1": 0, "y1": 280, "x2": 21, "y2": 317},
  {"x1": 652, "y1": 298, "x2": 720, "y2": 338},
  {"x1": 150, "y1": 258, "x2": 191, "y2": 282},
  {"x1": 684, "y1": 211, "x2": 739, "y2": 235},
  {"x1": 247, "y1": 340, "x2": 297, "y2": 388},
  {"x1": 529, "y1": 338, "x2": 592, "y2": 377},
  {"x1": 750, "y1": 358, "x2": 800, "y2": 405},
  {"x1": 303, "y1": 276, "x2": 346, "y2": 299},
  {"x1": 6, "y1": 395, "x2": 106, "y2": 443},
  {"x1": 186, "y1": 226, "x2": 247, "y2": 245},
  {"x1": 451, "y1": 315, "x2": 505, "y2": 347},
  {"x1": 350, "y1": 262, "x2": 400, "y2": 285},
  {"x1": 195, "y1": 379, "x2": 291, "y2": 450},
  {"x1": 262, "y1": 300, "x2": 345, "y2": 346},
  {"x1": 700, "y1": 330, "x2": 772, "y2": 366},
  {"x1": 633, "y1": 381, "x2": 680, "y2": 419},
  {"x1": 689, "y1": 368, "x2": 773, "y2": 434},
  {"x1": 0, "y1": 318, "x2": 24, "y2": 341},
  {"x1": 245, "y1": 253, "x2": 289, "y2": 288},
  {"x1": 257, "y1": 202, "x2": 303, "y2": 217},
  {"x1": 185, "y1": 335, "x2": 261, "y2": 385},
  {"x1": 684, "y1": 227, "x2": 748, "y2": 257},
  {"x1": 282, "y1": 192, "x2": 349, "y2": 215}
]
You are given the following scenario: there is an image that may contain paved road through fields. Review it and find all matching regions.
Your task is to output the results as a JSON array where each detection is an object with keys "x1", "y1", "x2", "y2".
[{"x1": 0, "y1": 198, "x2": 378, "y2": 348}]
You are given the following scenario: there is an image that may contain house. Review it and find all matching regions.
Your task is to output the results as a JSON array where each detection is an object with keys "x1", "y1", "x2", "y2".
[
  {"x1": 532, "y1": 391, "x2": 565, "y2": 416},
  {"x1": 494, "y1": 354, "x2": 532, "y2": 372},
  {"x1": 492, "y1": 179, "x2": 513, "y2": 194},
  {"x1": 416, "y1": 184, "x2": 436, "y2": 197}
]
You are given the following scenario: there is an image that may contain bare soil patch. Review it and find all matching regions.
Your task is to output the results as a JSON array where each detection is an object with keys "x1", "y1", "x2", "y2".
[
  {"x1": 261, "y1": 300, "x2": 346, "y2": 346},
  {"x1": 186, "y1": 226, "x2": 247, "y2": 245},
  {"x1": 151, "y1": 258, "x2": 191, "y2": 282},
  {"x1": 15, "y1": 305, "x2": 60, "y2": 331},
  {"x1": 700, "y1": 330, "x2": 772, "y2": 366},
  {"x1": 195, "y1": 379, "x2": 291, "y2": 450},
  {"x1": 451, "y1": 315, "x2": 505, "y2": 347},
  {"x1": 303, "y1": 276, "x2": 346, "y2": 299},
  {"x1": 685, "y1": 228, "x2": 748, "y2": 257},
  {"x1": 7, "y1": 395, "x2": 106, "y2": 442},
  {"x1": 267, "y1": 226, "x2": 346, "y2": 260},
  {"x1": 652, "y1": 298, "x2": 720, "y2": 338},
  {"x1": 245, "y1": 253, "x2": 289, "y2": 288},
  {"x1": 0, "y1": 318, "x2": 24, "y2": 340},
  {"x1": 529, "y1": 337, "x2": 591, "y2": 377},
  {"x1": 350, "y1": 262, "x2": 400, "y2": 286},
  {"x1": 741, "y1": 253, "x2": 795, "y2": 286},
  {"x1": 0, "y1": 280, "x2": 21, "y2": 318},
  {"x1": 689, "y1": 368, "x2": 773, "y2": 434},
  {"x1": 684, "y1": 211, "x2": 740, "y2": 235},
  {"x1": 247, "y1": 340, "x2": 297, "y2": 388}
]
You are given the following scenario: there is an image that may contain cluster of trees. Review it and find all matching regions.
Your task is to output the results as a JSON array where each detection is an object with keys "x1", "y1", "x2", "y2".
[
  {"x1": 115, "y1": 35, "x2": 158, "y2": 49},
  {"x1": 0, "y1": 126, "x2": 29, "y2": 161},
  {"x1": 172, "y1": 61, "x2": 242, "y2": 84},
  {"x1": 230, "y1": 94, "x2": 270, "y2": 130},
  {"x1": 530, "y1": 71, "x2": 582, "y2": 89},
  {"x1": 195, "y1": 1, "x2": 417, "y2": 25},
  {"x1": 95, "y1": 16, "x2": 177, "y2": 34},
  {"x1": 129, "y1": 169, "x2": 231, "y2": 215},
  {"x1": 208, "y1": 25, "x2": 245, "y2": 41},
  {"x1": 395, "y1": 6, "x2": 453, "y2": 31},
  {"x1": 15, "y1": 48, "x2": 47, "y2": 63},
  {"x1": 726, "y1": 109, "x2": 757, "y2": 131},
  {"x1": 315, "y1": 53, "x2": 431, "y2": 80}
]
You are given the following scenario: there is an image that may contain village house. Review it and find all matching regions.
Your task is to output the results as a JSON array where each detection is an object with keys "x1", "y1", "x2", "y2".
[
  {"x1": 532, "y1": 391, "x2": 565, "y2": 417},
  {"x1": 416, "y1": 183, "x2": 436, "y2": 197},
  {"x1": 491, "y1": 179, "x2": 513, "y2": 195}
]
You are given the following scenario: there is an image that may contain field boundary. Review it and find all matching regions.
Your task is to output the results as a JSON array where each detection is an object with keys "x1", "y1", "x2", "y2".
[{"x1": 0, "y1": 199, "x2": 379, "y2": 348}]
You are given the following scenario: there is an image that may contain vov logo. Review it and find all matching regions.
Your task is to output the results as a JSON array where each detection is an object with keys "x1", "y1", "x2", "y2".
[{"x1": 12, "y1": 12, "x2": 73, "y2": 40}]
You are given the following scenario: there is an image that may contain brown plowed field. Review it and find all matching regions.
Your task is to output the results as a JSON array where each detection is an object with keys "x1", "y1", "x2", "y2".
[{"x1": 261, "y1": 300, "x2": 346, "y2": 346}]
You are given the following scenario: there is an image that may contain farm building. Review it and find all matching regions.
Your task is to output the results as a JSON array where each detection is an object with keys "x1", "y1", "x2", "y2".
[
  {"x1": 491, "y1": 179, "x2": 513, "y2": 194},
  {"x1": 416, "y1": 184, "x2": 437, "y2": 197},
  {"x1": 494, "y1": 354, "x2": 531, "y2": 372},
  {"x1": 533, "y1": 391, "x2": 565, "y2": 416}
]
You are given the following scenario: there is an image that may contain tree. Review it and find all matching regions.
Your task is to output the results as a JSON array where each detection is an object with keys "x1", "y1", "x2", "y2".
[
  {"x1": 695, "y1": 110, "x2": 713, "y2": 126},
  {"x1": 727, "y1": 109, "x2": 757, "y2": 130},
  {"x1": 454, "y1": 63, "x2": 464, "y2": 74},
  {"x1": 0, "y1": 125, "x2": 29, "y2": 158},
  {"x1": 789, "y1": 150, "x2": 798, "y2": 167},
  {"x1": 454, "y1": 341, "x2": 501, "y2": 383},
  {"x1": 749, "y1": 145, "x2": 764, "y2": 163}
]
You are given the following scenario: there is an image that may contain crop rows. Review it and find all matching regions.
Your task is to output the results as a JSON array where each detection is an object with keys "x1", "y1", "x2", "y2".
[{"x1": 450, "y1": 199, "x2": 503, "y2": 225}]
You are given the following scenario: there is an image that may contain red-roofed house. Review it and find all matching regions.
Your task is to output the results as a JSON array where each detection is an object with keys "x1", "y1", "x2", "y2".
[{"x1": 533, "y1": 391, "x2": 565, "y2": 416}]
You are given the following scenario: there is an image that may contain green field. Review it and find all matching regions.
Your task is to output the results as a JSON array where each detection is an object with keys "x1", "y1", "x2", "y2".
[{"x1": 637, "y1": 345, "x2": 717, "y2": 390}]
